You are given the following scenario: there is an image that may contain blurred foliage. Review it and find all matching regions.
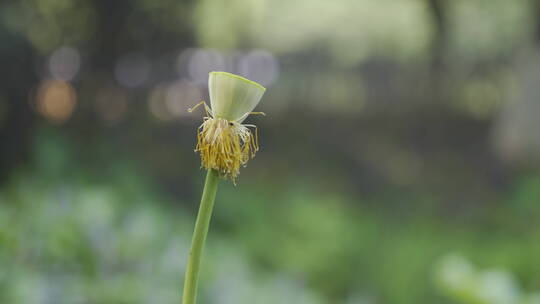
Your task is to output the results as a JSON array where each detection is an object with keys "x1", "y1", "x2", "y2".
[
  {"x1": 1, "y1": 131, "x2": 539, "y2": 304},
  {"x1": 436, "y1": 254, "x2": 540, "y2": 304}
]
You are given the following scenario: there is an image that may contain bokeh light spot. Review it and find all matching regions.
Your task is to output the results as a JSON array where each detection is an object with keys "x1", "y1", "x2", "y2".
[
  {"x1": 188, "y1": 49, "x2": 225, "y2": 84},
  {"x1": 95, "y1": 87, "x2": 128, "y2": 124},
  {"x1": 165, "y1": 81, "x2": 202, "y2": 119},
  {"x1": 148, "y1": 81, "x2": 202, "y2": 121},
  {"x1": 238, "y1": 50, "x2": 279, "y2": 86},
  {"x1": 35, "y1": 79, "x2": 77, "y2": 124},
  {"x1": 48, "y1": 46, "x2": 81, "y2": 81},
  {"x1": 148, "y1": 84, "x2": 172, "y2": 121}
]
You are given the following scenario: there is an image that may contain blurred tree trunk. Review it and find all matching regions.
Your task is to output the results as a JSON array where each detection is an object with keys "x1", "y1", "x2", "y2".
[
  {"x1": 492, "y1": 0, "x2": 540, "y2": 166},
  {"x1": 534, "y1": 0, "x2": 540, "y2": 45},
  {"x1": 426, "y1": 0, "x2": 449, "y2": 104},
  {"x1": 93, "y1": 0, "x2": 131, "y2": 71},
  {"x1": 427, "y1": 0, "x2": 448, "y2": 72},
  {"x1": 0, "y1": 30, "x2": 37, "y2": 184}
]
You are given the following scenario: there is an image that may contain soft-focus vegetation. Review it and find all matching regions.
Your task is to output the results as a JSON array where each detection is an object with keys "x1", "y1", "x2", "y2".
[
  {"x1": 1, "y1": 132, "x2": 540, "y2": 303},
  {"x1": 436, "y1": 254, "x2": 540, "y2": 304}
]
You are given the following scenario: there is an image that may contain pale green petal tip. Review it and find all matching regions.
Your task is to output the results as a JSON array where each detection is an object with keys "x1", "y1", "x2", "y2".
[
  {"x1": 210, "y1": 71, "x2": 266, "y2": 91},
  {"x1": 208, "y1": 71, "x2": 266, "y2": 121}
]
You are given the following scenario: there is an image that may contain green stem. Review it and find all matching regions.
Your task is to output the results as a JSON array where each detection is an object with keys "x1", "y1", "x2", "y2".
[{"x1": 182, "y1": 169, "x2": 219, "y2": 304}]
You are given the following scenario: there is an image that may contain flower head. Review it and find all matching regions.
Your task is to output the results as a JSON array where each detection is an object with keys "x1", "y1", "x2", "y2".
[{"x1": 189, "y1": 72, "x2": 266, "y2": 182}]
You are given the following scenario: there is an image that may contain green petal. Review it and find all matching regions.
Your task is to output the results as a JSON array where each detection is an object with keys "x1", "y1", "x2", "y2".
[{"x1": 208, "y1": 71, "x2": 266, "y2": 122}]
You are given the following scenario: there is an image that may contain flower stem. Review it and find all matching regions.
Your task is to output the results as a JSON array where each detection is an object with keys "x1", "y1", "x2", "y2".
[{"x1": 182, "y1": 169, "x2": 219, "y2": 304}]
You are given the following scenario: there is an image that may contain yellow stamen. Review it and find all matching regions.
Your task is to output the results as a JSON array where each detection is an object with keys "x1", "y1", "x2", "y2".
[
  {"x1": 194, "y1": 116, "x2": 259, "y2": 182},
  {"x1": 188, "y1": 100, "x2": 213, "y2": 117}
]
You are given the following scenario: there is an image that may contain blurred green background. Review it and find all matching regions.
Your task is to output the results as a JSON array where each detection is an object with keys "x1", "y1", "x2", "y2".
[{"x1": 1, "y1": 0, "x2": 540, "y2": 303}]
